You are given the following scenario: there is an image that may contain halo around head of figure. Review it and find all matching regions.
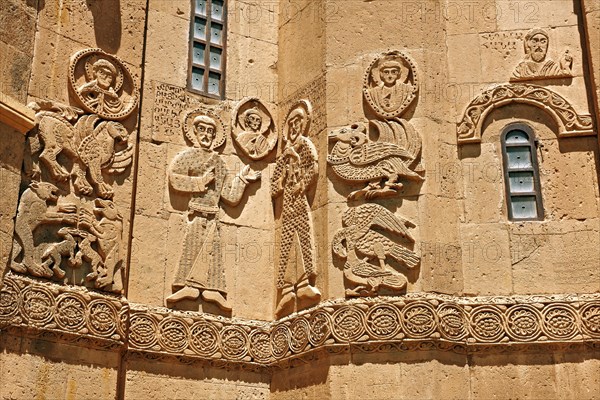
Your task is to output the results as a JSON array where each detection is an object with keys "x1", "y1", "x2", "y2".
[
  {"x1": 233, "y1": 97, "x2": 273, "y2": 136},
  {"x1": 282, "y1": 99, "x2": 312, "y2": 141},
  {"x1": 363, "y1": 50, "x2": 419, "y2": 119},
  {"x1": 183, "y1": 108, "x2": 226, "y2": 149}
]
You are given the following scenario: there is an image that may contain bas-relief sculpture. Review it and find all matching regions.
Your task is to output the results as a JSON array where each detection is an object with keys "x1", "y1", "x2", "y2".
[
  {"x1": 271, "y1": 100, "x2": 321, "y2": 317},
  {"x1": 328, "y1": 50, "x2": 423, "y2": 297},
  {"x1": 232, "y1": 97, "x2": 277, "y2": 160},
  {"x1": 69, "y1": 48, "x2": 139, "y2": 120},
  {"x1": 328, "y1": 121, "x2": 423, "y2": 200},
  {"x1": 332, "y1": 204, "x2": 419, "y2": 297},
  {"x1": 511, "y1": 28, "x2": 573, "y2": 82},
  {"x1": 166, "y1": 109, "x2": 260, "y2": 312},
  {"x1": 8, "y1": 49, "x2": 137, "y2": 294},
  {"x1": 363, "y1": 50, "x2": 418, "y2": 119}
]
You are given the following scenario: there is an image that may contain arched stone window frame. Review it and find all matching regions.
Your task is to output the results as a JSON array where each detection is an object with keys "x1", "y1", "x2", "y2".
[
  {"x1": 500, "y1": 122, "x2": 544, "y2": 221},
  {"x1": 188, "y1": 0, "x2": 227, "y2": 99}
]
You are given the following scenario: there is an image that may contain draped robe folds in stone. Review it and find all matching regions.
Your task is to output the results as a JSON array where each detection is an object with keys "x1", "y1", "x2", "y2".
[
  {"x1": 368, "y1": 82, "x2": 413, "y2": 114},
  {"x1": 512, "y1": 58, "x2": 568, "y2": 80},
  {"x1": 271, "y1": 136, "x2": 318, "y2": 288},
  {"x1": 237, "y1": 130, "x2": 271, "y2": 158},
  {"x1": 78, "y1": 80, "x2": 127, "y2": 115},
  {"x1": 169, "y1": 148, "x2": 248, "y2": 294}
]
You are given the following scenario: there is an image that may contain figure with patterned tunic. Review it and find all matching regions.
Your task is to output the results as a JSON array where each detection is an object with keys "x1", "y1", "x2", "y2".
[{"x1": 166, "y1": 112, "x2": 260, "y2": 312}]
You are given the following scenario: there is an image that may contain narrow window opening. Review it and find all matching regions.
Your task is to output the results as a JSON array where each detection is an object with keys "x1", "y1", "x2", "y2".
[
  {"x1": 189, "y1": 0, "x2": 227, "y2": 98},
  {"x1": 501, "y1": 124, "x2": 544, "y2": 221}
]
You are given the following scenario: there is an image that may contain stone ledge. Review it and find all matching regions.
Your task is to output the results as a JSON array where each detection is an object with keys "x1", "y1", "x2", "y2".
[
  {"x1": 1, "y1": 273, "x2": 599, "y2": 370},
  {"x1": 0, "y1": 93, "x2": 35, "y2": 134}
]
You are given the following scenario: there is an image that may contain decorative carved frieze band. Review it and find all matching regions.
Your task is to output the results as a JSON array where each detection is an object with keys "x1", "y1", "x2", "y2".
[
  {"x1": 457, "y1": 84, "x2": 594, "y2": 144},
  {"x1": 2, "y1": 274, "x2": 599, "y2": 368},
  {"x1": 0, "y1": 273, "x2": 128, "y2": 350}
]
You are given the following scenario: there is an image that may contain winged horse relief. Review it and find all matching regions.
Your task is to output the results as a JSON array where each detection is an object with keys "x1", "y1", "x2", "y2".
[{"x1": 27, "y1": 100, "x2": 134, "y2": 199}]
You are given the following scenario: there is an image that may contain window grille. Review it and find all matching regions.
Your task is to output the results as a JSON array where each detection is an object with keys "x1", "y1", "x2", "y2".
[
  {"x1": 189, "y1": 0, "x2": 227, "y2": 98},
  {"x1": 501, "y1": 124, "x2": 544, "y2": 221}
]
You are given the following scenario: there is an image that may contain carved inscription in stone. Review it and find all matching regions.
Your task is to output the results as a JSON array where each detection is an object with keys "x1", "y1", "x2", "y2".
[
  {"x1": 152, "y1": 82, "x2": 187, "y2": 139},
  {"x1": 166, "y1": 109, "x2": 260, "y2": 313},
  {"x1": 481, "y1": 32, "x2": 524, "y2": 58},
  {"x1": 232, "y1": 97, "x2": 277, "y2": 160},
  {"x1": 271, "y1": 100, "x2": 320, "y2": 317},
  {"x1": 332, "y1": 204, "x2": 419, "y2": 297},
  {"x1": 69, "y1": 48, "x2": 139, "y2": 120},
  {"x1": 328, "y1": 121, "x2": 423, "y2": 200},
  {"x1": 511, "y1": 28, "x2": 573, "y2": 82},
  {"x1": 363, "y1": 50, "x2": 418, "y2": 119}
]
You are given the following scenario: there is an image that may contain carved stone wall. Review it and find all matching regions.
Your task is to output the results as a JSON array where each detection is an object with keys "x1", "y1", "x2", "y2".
[{"x1": 1, "y1": 0, "x2": 600, "y2": 399}]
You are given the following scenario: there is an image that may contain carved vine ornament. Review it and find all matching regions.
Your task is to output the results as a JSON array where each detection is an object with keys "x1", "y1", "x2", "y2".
[{"x1": 1, "y1": 273, "x2": 599, "y2": 369}]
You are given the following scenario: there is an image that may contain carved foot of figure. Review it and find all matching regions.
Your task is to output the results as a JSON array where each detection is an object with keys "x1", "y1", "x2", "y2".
[
  {"x1": 96, "y1": 183, "x2": 114, "y2": 200},
  {"x1": 275, "y1": 286, "x2": 296, "y2": 317},
  {"x1": 27, "y1": 263, "x2": 54, "y2": 278},
  {"x1": 47, "y1": 165, "x2": 70, "y2": 182},
  {"x1": 165, "y1": 286, "x2": 201, "y2": 307},
  {"x1": 296, "y1": 284, "x2": 321, "y2": 302},
  {"x1": 345, "y1": 286, "x2": 374, "y2": 297},
  {"x1": 201, "y1": 290, "x2": 232, "y2": 312},
  {"x1": 95, "y1": 274, "x2": 113, "y2": 289},
  {"x1": 364, "y1": 187, "x2": 398, "y2": 200},
  {"x1": 74, "y1": 176, "x2": 93, "y2": 196},
  {"x1": 10, "y1": 262, "x2": 27, "y2": 274}
]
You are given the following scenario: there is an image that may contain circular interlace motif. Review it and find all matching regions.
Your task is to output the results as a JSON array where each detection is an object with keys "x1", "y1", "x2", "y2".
[
  {"x1": 308, "y1": 309, "x2": 332, "y2": 347},
  {"x1": 249, "y1": 329, "x2": 272, "y2": 362},
  {"x1": 157, "y1": 317, "x2": 189, "y2": 353},
  {"x1": 220, "y1": 326, "x2": 249, "y2": 360},
  {"x1": 401, "y1": 302, "x2": 437, "y2": 339},
  {"x1": 437, "y1": 304, "x2": 467, "y2": 340},
  {"x1": 332, "y1": 306, "x2": 366, "y2": 342},
  {"x1": 505, "y1": 305, "x2": 542, "y2": 341},
  {"x1": 270, "y1": 324, "x2": 291, "y2": 359},
  {"x1": 542, "y1": 305, "x2": 578, "y2": 340},
  {"x1": 189, "y1": 321, "x2": 220, "y2": 356},
  {"x1": 289, "y1": 318, "x2": 310, "y2": 353},
  {"x1": 469, "y1": 306, "x2": 505, "y2": 342},
  {"x1": 365, "y1": 304, "x2": 401, "y2": 339},
  {"x1": 580, "y1": 302, "x2": 600, "y2": 338},
  {"x1": 21, "y1": 286, "x2": 55, "y2": 326},
  {"x1": 0, "y1": 279, "x2": 21, "y2": 321},
  {"x1": 129, "y1": 313, "x2": 159, "y2": 349},
  {"x1": 87, "y1": 299, "x2": 118, "y2": 337},
  {"x1": 55, "y1": 293, "x2": 87, "y2": 331}
]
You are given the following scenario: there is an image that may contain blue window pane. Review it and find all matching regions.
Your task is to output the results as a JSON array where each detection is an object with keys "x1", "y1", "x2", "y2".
[
  {"x1": 212, "y1": 0, "x2": 224, "y2": 21},
  {"x1": 507, "y1": 146, "x2": 533, "y2": 169},
  {"x1": 193, "y1": 42, "x2": 206, "y2": 65},
  {"x1": 505, "y1": 130, "x2": 529, "y2": 144},
  {"x1": 194, "y1": 17, "x2": 207, "y2": 40},
  {"x1": 192, "y1": 67, "x2": 205, "y2": 91},
  {"x1": 195, "y1": 0, "x2": 207, "y2": 15},
  {"x1": 208, "y1": 72, "x2": 221, "y2": 95},
  {"x1": 210, "y1": 22, "x2": 223, "y2": 45},
  {"x1": 508, "y1": 171, "x2": 535, "y2": 193},
  {"x1": 511, "y1": 196, "x2": 538, "y2": 219},
  {"x1": 209, "y1": 47, "x2": 222, "y2": 70}
]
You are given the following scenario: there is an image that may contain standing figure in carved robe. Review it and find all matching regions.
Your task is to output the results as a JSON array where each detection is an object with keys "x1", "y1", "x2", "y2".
[
  {"x1": 511, "y1": 28, "x2": 573, "y2": 81},
  {"x1": 271, "y1": 102, "x2": 320, "y2": 316},
  {"x1": 166, "y1": 114, "x2": 260, "y2": 312}
]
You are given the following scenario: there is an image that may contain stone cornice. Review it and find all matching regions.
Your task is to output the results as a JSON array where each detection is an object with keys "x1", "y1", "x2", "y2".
[
  {"x1": 1, "y1": 273, "x2": 599, "y2": 370},
  {"x1": 0, "y1": 93, "x2": 36, "y2": 134}
]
